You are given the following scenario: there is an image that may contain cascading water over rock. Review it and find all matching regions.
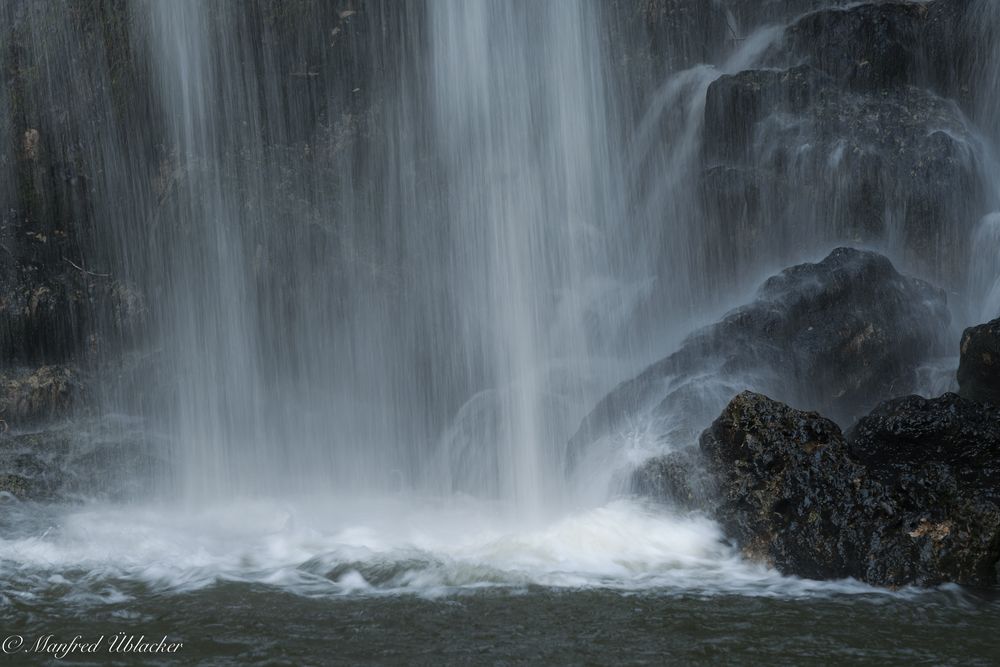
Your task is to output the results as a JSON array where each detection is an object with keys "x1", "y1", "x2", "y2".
[{"x1": 1, "y1": 0, "x2": 1000, "y2": 605}]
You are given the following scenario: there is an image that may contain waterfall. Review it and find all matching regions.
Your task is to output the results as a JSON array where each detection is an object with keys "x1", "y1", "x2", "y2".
[
  {"x1": 128, "y1": 0, "x2": 647, "y2": 509},
  {"x1": 3, "y1": 0, "x2": 998, "y2": 509},
  {"x1": 425, "y1": 0, "x2": 624, "y2": 507}
]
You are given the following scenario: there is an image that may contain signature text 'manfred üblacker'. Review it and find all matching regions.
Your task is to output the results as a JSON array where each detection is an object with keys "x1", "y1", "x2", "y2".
[{"x1": 2, "y1": 633, "x2": 183, "y2": 659}]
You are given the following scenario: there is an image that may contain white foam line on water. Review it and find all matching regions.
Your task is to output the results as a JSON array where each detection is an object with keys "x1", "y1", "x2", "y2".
[{"x1": 0, "y1": 496, "x2": 907, "y2": 604}]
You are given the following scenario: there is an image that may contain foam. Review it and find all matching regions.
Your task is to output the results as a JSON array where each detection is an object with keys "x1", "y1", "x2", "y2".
[{"x1": 0, "y1": 496, "x2": 891, "y2": 603}]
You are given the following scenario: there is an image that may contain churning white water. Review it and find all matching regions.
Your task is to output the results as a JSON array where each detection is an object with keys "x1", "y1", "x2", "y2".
[{"x1": 0, "y1": 496, "x2": 888, "y2": 602}]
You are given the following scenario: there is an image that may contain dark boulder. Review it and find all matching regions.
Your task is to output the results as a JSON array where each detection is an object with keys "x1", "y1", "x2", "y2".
[
  {"x1": 602, "y1": 0, "x2": 932, "y2": 123},
  {"x1": 570, "y1": 248, "x2": 948, "y2": 471},
  {"x1": 849, "y1": 393, "x2": 1000, "y2": 484},
  {"x1": 957, "y1": 318, "x2": 1000, "y2": 407},
  {"x1": 700, "y1": 391, "x2": 879, "y2": 579},
  {"x1": 727, "y1": 0, "x2": 957, "y2": 29},
  {"x1": 607, "y1": 0, "x2": 965, "y2": 84},
  {"x1": 698, "y1": 390, "x2": 1000, "y2": 587},
  {"x1": 848, "y1": 393, "x2": 1000, "y2": 585}
]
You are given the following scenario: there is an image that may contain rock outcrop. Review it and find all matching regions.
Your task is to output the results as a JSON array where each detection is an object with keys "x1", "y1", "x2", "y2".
[
  {"x1": 697, "y1": 390, "x2": 1000, "y2": 587},
  {"x1": 700, "y1": 391, "x2": 882, "y2": 581},
  {"x1": 957, "y1": 317, "x2": 1000, "y2": 407},
  {"x1": 775, "y1": 1, "x2": 970, "y2": 94}
]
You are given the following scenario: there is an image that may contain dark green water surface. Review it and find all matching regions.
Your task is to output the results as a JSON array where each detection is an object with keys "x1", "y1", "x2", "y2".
[{"x1": 3, "y1": 585, "x2": 999, "y2": 665}]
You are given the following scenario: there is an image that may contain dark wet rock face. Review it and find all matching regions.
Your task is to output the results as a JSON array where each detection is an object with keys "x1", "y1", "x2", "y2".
[
  {"x1": 637, "y1": 0, "x2": 733, "y2": 70},
  {"x1": 849, "y1": 393, "x2": 1000, "y2": 484},
  {"x1": 698, "y1": 391, "x2": 1000, "y2": 587},
  {"x1": 0, "y1": 430, "x2": 73, "y2": 500},
  {"x1": 738, "y1": 248, "x2": 948, "y2": 422},
  {"x1": 571, "y1": 248, "x2": 948, "y2": 469},
  {"x1": 620, "y1": 0, "x2": 916, "y2": 77},
  {"x1": 957, "y1": 318, "x2": 1000, "y2": 407},
  {"x1": 778, "y1": 2, "x2": 961, "y2": 93},
  {"x1": 0, "y1": 265, "x2": 147, "y2": 364},
  {"x1": 849, "y1": 393, "x2": 1000, "y2": 586},
  {"x1": 700, "y1": 391, "x2": 877, "y2": 580},
  {"x1": 731, "y1": 0, "x2": 927, "y2": 27},
  {"x1": 694, "y1": 0, "x2": 986, "y2": 290},
  {"x1": 0, "y1": 365, "x2": 81, "y2": 426},
  {"x1": 702, "y1": 65, "x2": 983, "y2": 286}
]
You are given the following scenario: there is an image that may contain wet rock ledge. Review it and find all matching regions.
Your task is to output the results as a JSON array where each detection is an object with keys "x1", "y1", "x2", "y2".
[
  {"x1": 635, "y1": 321, "x2": 1000, "y2": 588},
  {"x1": 701, "y1": 390, "x2": 1000, "y2": 587}
]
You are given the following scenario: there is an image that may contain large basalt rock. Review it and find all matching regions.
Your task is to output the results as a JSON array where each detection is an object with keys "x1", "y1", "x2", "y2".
[
  {"x1": 700, "y1": 391, "x2": 880, "y2": 580},
  {"x1": 614, "y1": 0, "x2": 963, "y2": 73},
  {"x1": 570, "y1": 248, "x2": 948, "y2": 469},
  {"x1": 698, "y1": 390, "x2": 1000, "y2": 587},
  {"x1": 846, "y1": 393, "x2": 1000, "y2": 586},
  {"x1": 848, "y1": 393, "x2": 1000, "y2": 502},
  {"x1": 787, "y1": 4, "x2": 926, "y2": 90},
  {"x1": 718, "y1": 0, "x2": 964, "y2": 30},
  {"x1": 848, "y1": 394, "x2": 1000, "y2": 585},
  {"x1": 957, "y1": 318, "x2": 1000, "y2": 407},
  {"x1": 604, "y1": 0, "x2": 937, "y2": 122}
]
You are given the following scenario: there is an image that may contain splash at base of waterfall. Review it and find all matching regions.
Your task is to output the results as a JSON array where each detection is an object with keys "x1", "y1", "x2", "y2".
[{"x1": 1, "y1": 494, "x2": 913, "y2": 605}]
